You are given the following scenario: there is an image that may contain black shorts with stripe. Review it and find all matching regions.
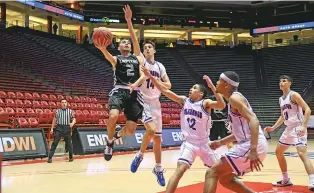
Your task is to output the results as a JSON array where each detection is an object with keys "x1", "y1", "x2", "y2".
[{"x1": 109, "y1": 88, "x2": 144, "y2": 122}]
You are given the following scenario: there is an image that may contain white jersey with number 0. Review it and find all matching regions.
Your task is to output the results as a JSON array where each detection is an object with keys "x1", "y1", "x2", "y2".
[
  {"x1": 140, "y1": 54, "x2": 167, "y2": 100},
  {"x1": 279, "y1": 90, "x2": 304, "y2": 127},
  {"x1": 180, "y1": 98, "x2": 212, "y2": 144}
]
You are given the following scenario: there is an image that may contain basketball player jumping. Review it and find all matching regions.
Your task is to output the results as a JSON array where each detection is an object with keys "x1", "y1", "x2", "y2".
[
  {"x1": 142, "y1": 65, "x2": 226, "y2": 193},
  {"x1": 264, "y1": 75, "x2": 314, "y2": 191},
  {"x1": 113, "y1": 5, "x2": 171, "y2": 186},
  {"x1": 203, "y1": 71, "x2": 268, "y2": 193},
  {"x1": 94, "y1": 26, "x2": 148, "y2": 161}
]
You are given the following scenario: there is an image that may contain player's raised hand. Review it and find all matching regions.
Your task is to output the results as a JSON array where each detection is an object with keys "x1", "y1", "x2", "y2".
[
  {"x1": 141, "y1": 65, "x2": 151, "y2": 77},
  {"x1": 209, "y1": 140, "x2": 222, "y2": 150},
  {"x1": 94, "y1": 38, "x2": 110, "y2": 50},
  {"x1": 203, "y1": 75, "x2": 215, "y2": 91},
  {"x1": 245, "y1": 149, "x2": 263, "y2": 172},
  {"x1": 123, "y1": 4, "x2": 132, "y2": 22},
  {"x1": 263, "y1": 126, "x2": 273, "y2": 134}
]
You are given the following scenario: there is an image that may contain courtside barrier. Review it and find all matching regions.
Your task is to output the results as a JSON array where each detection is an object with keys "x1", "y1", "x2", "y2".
[
  {"x1": 72, "y1": 127, "x2": 183, "y2": 155},
  {"x1": 0, "y1": 128, "x2": 48, "y2": 161}
]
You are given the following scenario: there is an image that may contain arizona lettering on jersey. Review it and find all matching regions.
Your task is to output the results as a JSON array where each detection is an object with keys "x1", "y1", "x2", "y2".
[
  {"x1": 228, "y1": 92, "x2": 265, "y2": 143},
  {"x1": 180, "y1": 98, "x2": 212, "y2": 144},
  {"x1": 279, "y1": 90, "x2": 304, "y2": 127},
  {"x1": 140, "y1": 54, "x2": 167, "y2": 100}
]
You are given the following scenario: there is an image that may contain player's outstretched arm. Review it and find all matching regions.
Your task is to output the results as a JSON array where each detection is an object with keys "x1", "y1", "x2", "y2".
[
  {"x1": 265, "y1": 110, "x2": 284, "y2": 133},
  {"x1": 141, "y1": 66, "x2": 185, "y2": 104},
  {"x1": 161, "y1": 73, "x2": 172, "y2": 89},
  {"x1": 203, "y1": 75, "x2": 225, "y2": 110},
  {"x1": 229, "y1": 94, "x2": 259, "y2": 150},
  {"x1": 124, "y1": 5, "x2": 141, "y2": 56},
  {"x1": 94, "y1": 38, "x2": 117, "y2": 68},
  {"x1": 292, "y1": 92, "x2": 312, "y2": 129}
]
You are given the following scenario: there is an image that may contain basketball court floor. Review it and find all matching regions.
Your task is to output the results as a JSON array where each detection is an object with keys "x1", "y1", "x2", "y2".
[{"x1": 2, "y1": 139, "x2": 314, "y2": 193}]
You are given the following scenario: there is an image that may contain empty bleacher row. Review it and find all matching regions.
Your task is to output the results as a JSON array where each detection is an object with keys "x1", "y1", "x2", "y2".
[
  {"x1": 0, "y1": 30, "x2": 109, "y2": 98},
  {"x1": 0, "y1": 90, "x2": 181, "y2": 129}
]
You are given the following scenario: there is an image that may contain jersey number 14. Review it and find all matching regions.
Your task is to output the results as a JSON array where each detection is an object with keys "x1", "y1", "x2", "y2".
[{"x1": 146, "y1": 79, "x2": 155, "y2": 89}]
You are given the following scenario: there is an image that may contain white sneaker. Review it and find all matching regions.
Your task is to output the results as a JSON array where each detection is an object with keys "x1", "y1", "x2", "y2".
[
  {"x1": 272, "y1": 178, "x2": 293, "y2": 187},
  {"x1": 309, "y1": 181, "x2": 314, "y2": 192}
]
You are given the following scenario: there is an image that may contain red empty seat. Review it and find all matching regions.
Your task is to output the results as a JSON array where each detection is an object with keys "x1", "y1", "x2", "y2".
[
  {"x1": 0, "y1": 99, "x2": 5, "y2": 107},
  {"x1": 26, "y1": 108, "x2": 36, "y2": 117},
  {"x1": 28, "y1": 118, "x2": 39, "y2": 127},
  {"x1": 41, "y1": 101, "x2": 49, "y2": 108},
  {"x1": 41, "y1": 94, "x2": 49, "y2": 101},
  {"x1": 24, "y1": 92, "x2": 33, "y2": 100},
  {"x1": 91, "y1": 98, "x2": 97, "y2": 103},
  {"x1": 96, "y1": 104, "x2": 103, "y2": 109},
  {"x1": 57, "y1": 95, "x2": 64, "y2": 101},
  {"x1": 24, "y1": 100, "x2": 32, "y2": 108},
  {"x1": 15, "y1": 108, "x2": 26, "y2": 117},
  {"x1": 35, "y1": 108, "x2": 44, "y2": 115},
  {"x1": 75, "y1": 110, "x2": 84, "y2": 123},
  {"x1": 49, "y1": 94, "x2": 57, "y2": 101},
  {"x1": 90, "y1": 110, "x2": 99, "y2": 123},
  {"x1": 32, "y1": 92, "x2": 40, "y2": 100},
  {"x1": 90, "y1": 103, "x2": 97, "y2": 110},
  {"x1": 5, "y1": 107, "x2": 15, "y2": 117},
  {"x1": 56, "y1": 102, "x2": 62, "y2": 108},
  {"x1": 70, "y1": 103, "x2": 77, "y2": 110},
  {"x1": 80, "y1": 96, "x2": 87, "y2": 103},
  {"x1": 83, "y1": 110, "x2": 91, "y2": 122},
  {"x1": 84, "y1": 103, "x2": 91, "y2": 109},
  {"x1": 17, "y1": 118, "x2": 29, "y2": 128},
  {"x1": 77, "y1": 103, "x2": 84, "y2": 110},
  {"x1": 49, "y1": 101, "x2": 57, "y2": 108},
  {"x1": 0, "y1": 91, "x2": 7, "y2": 99},
  {"x1": 16, "y1": 92, "x2": 24, "y2": 99},
  {"x1": 15, "y1": 99, "x2": 24, "y2": 107},
  {"x1": 32, "y1": 101, "x2": 41, "y2": 108},
  {"x1": 99, "y1": 119, "x2": 106, "y2": 126},
  {"x1": 86, "y1": 97, "x2": 92, "y2": 103},
  {"x1": 43, "y1": 109, "x2": 54, "y2": 122},
  {"x1": 0, "y1": 107, "x2": 10, "y2": 123},
  {"x1": 5, "y1": 99, "x2": 15, "y2": 107},
  {"x1": 73, "y1": 96, "x2": 81, "y2": 103},
  {"x1": 66, "y1": 95, "x2": 73, "y2": 102},
  {"x1": 7, "y1": 91, "x2": 16, "y2": 99}
]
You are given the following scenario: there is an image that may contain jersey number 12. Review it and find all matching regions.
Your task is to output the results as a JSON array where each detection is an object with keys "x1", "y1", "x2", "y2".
[{"x1": 187, "y1": 118, "x2": 196, "y2": 130}]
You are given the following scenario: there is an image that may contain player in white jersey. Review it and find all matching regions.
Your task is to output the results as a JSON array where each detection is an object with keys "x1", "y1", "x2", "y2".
[
  {"x1": 142, "y1": 66, "x2": 226, "y2": 193},
  {"x1": 203, "y1": 71, "x2": 268, "y2": 193},
  {"x1": 113, "y1": 5, "x2": 171, "y2": 187},
  {"x1": 264, "y1": 75, "x2": 314, "y2": 191}
]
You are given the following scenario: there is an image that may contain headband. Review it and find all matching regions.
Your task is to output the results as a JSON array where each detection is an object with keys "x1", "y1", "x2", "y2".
[{"x1": 220, "y1": 73, "x2": 239, "y2": 87}]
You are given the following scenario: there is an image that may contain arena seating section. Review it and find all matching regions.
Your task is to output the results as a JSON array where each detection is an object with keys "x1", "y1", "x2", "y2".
[{"x1": 1, "y1": 27, "x2": 314, "y2": 137}]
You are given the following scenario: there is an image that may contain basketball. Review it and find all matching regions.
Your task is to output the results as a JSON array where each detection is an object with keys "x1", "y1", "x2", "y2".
[{"x1": 92, "y1": 27, "x2": 113, "y2": 46}]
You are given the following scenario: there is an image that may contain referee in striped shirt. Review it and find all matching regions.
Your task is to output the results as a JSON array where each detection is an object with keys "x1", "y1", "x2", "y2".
[{"x1": 48, "y1": 99, "x2": 76, "y2": 163}]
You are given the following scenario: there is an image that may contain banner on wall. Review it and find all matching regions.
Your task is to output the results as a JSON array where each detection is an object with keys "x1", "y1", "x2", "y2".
[
  {"x1": 72, "y1": 127, "x2": 183, "y2": 155},
  {"x1": 0, "y1": 128, "x2": 48, "y2": 161}
]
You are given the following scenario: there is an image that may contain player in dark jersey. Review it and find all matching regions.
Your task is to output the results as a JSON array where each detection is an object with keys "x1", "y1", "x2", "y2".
[{"x1": 94, "y1": 30, "x2": 145, "y2": 161}]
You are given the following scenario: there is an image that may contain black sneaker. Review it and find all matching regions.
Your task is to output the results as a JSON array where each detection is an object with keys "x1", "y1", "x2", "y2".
[
  {"x1": 47, "y1": 158, "x2": 52, "y2": 163},
  {"x1": 272, "y1": 178, "x2": 293, "y2": 187},
  {"x1": 114, "y1": 125, "x2": 122, "y2": 140},
  {"x1": 69, "y1": 158, "x2": 74, "y2": 162},
  {"x1": 104, "y1": 138, "x2": 114, "y2": 161}
]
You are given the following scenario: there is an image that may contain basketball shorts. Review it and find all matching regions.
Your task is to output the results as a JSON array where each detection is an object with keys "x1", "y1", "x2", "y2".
[
  {"x1": 278, "y1": 125, "x2": 307, "y2": 146},
  {"x1": 223, "y1": 139, "x2": 268, "y2": 176},
  {"x1": 178, "y1": 141, "x2": 219, "y2": 168},
  {"x1": 109, "y1": 88, "x2": 143, "y2": 123},
  {"x1": 142, "y1": 99, "x2": 162, "y2": 135}
]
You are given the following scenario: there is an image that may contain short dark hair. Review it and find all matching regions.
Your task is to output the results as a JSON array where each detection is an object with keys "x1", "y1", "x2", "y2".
[
  {"x1": 223, "y1": 71, "x2": 240, "y2": 85},
  {"x1": 197, "y1": 84, "x2": 208, "y2": 99},
  {"x1": 143, "y1": 40, "x2": 156, "y2": 49},
  {"x1": 279, "y1": 75, "x2": 293, "y2": 83}
]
